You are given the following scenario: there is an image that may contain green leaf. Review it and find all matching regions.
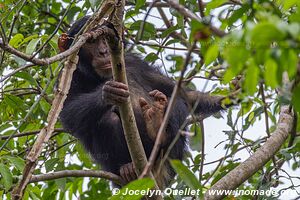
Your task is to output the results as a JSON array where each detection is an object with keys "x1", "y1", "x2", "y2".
[
  {"x1": 9, "y1": 33, "x2": 24, "y2": 48},
  {"x1": 0, "y1": 164, "x2": 13, "y2": 191},
  {"x1": 22, "y1": 34, "x2": 39, "y2": 44},
  {"x1": 4, "y1": 94, "x2": 26, "y2": 111},
  {"x1": 161, "y1": 25, "x2": 179, "y2": 38},
  {"x1": 264, "y1": 59, "x2": 278, "y2": 89},
  {"x1": 26, "y1": 38, "x2": 40, "y2": 54},
  {"x1": 136, "y1": 46, "x2": 146, "y2": 54},
  {"x1": 251, "y1": 22, "x2": 286, "y2": 47},
  {"x1": 292, "y1": 85, "x2": 300, "y2": 113},
  {"x1": 45, "y1": 158, "x2": 59, "y2": 172},
  {"x1": 131, "y1": 20, "x2": 156, "y2": 41},
  {"x1": 3, "y1": 156, "x2": 25, "y2": 171},
  {"x1": 227, "y1": 5, "x2": 249, "y2": 26},
  {"x1": 204, "y1": 44, "x2": 219, "y2": 66},
  {"x1": 89, "y1": 0, "x2": 102, "y2": 9},
  {"x1": 135, "y1": 0, "x2": 146, "y2": 11},
  {"x1": 244, "y1": 59, "x2": 259, "y2": 95},
  {"x1": 189, "y1": 124, "x2": 202, "y2": 151},
  {"x1": 286, "y1": 23, "x2": 300, "y2": 39},
  {"x1": 15, "y1": 71, "x2": 37, "y2": 86},
  {"x1": 286, "y1": 50, "x2": 298, "y2": 78},
  {"x1": 144, "y1": 53, "x2": 159, "y2": 62},
  {"x1": 39, "y1": 99, "x2": 51, "y2": 114},
  {"x1": 205, "y1": 0, "x2": 226, "y2": 14},
  {"x1": 170, "y1": 160, "x2": 201, "y2": 190},
  {"x1": 282, "y1": 0, "x2": 298, "y2": 11},
  {"x1": 110, "y1": 178, "x2": 154, "y2": 200},
  {"x1": 222, "y1": 45, "x2": 249, "y2": 83},
  {"x1": 166, "y1": 55, "x2": 184, "y2": 72}
]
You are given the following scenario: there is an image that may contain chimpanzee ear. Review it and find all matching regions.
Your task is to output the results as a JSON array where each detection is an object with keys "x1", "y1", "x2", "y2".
[{"x1": 58, "y1": 33, "x2": 69, "y2": 52}]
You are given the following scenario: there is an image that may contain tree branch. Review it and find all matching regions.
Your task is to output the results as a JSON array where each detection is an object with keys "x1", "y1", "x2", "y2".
[
  {"x1": 29, "y1": 170, "x2": 124, "y2": 186},
  {"x1": 0, "y1": 29, "x2": 105, "y2": 66},
  {"x1": 105, "y1": 0, "x2": 162, "y2": 197},
  {"x1": 204, "y1": 106, "x2": 294, "y2": 200},
  {"x1": 162, "y1": 0, "x2": 226, "y2": 37}
]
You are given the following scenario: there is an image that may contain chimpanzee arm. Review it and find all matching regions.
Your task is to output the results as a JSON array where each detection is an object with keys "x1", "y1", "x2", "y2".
[
  {"x1": 60, "y1": 86, "x2": 111, "y2": 133},
  {"x1": 185, "y1": 90, "x2": 225, "y2": 115}
]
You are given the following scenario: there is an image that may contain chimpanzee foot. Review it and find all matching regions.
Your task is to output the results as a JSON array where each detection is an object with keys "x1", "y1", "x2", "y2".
[
  {"x1": 139, "y1": 90, "x2": 168, "y2": 142},
  {"x1": 102, "y1": 80, "x2": 130, "y2": 105},
  {"x1": 120, "y1": 162, "x2": 137, "y2": 183}
]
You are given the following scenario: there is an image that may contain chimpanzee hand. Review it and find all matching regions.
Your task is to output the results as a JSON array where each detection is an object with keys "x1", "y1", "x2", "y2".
[
  {"x1": 102, "y1": 81, "x2": 130, "y2": 105},
  {"x1": 139, "y1": 90, "x2": 168, "y2": 143},
  {"x1": 120, "y1": 162, "x2": 137, "y2": 183}
]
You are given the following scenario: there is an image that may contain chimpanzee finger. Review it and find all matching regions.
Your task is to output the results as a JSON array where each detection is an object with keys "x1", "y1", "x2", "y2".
[
  {"x1": 105, "y1": 80, "x2": 128, "y2": 90},
  {"x1": 103, "y1": 92, "x2": 128, "y2": 104},
  {"x1": 120, "y1": 167, "x2": 126, "y2": 182},
  {"x1": 139, "y1": 98, "x2": 151, "y2": 111},
  {"x1": 123, "y1": 165, "x2": 131, "y2": 182},
  {"x1": 103, "y1": 84, "x2": 130, "y2": 97},
  {"x1": 149, "y1": 90, "x2": 167, "y2": 103},
  {"x1": 149, "y1": 90, "x2": 159, "y2": 97},
  {"x1": 128, "y1": 163, "x2": 137, "y2": 180}
]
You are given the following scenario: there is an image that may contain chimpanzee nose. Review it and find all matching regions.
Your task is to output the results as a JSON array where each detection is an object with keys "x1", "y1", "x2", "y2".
[{"x1": 99, "y1": 48, "x2": 108, "y2": 54}]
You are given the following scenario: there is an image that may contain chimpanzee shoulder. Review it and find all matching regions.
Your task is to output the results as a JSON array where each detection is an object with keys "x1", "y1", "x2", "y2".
[{"x1": 125, "y1": 53, "x2": 175, "y2": 97}]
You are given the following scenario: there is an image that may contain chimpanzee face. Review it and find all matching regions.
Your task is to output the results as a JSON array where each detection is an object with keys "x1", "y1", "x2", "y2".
[{"x1": 81, "y1": 38, "x2": 112, "y2": 78}]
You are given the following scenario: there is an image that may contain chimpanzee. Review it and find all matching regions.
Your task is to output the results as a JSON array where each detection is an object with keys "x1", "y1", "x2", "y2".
[{"x1": 59, "y1": 16, "x2": 225, "y2": 188}]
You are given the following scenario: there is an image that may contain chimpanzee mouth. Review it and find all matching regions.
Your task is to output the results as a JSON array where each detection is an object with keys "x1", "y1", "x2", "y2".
[{"x1": 101, "y1": 63, "x2": 112, "y2": 69}]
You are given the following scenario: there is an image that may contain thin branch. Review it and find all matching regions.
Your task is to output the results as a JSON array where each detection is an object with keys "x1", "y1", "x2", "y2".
[
  {"x1": 259, "y1": 82, "x2": 279, "y2": 187},
  {"x1": 198, "y1": 0, "x2": 205, "y2": 18},
  {"x1": 0, "y1": 128, "x2": 64, "y2": 140},
  {"x1": 0, "y1": 30, "x2": 102, "y2": 66},
  {"x1": 126, "y1": 1, "x2": 169, "y2": 7},
  {"x1": 162, "y1": 0, "x2": 226, "y2": 37},
  {"x1": 29, "y1": 170, "x2": 124, "y2": 186},
  {"x1": 198, "y1": 120, "x2": 205, "y2": 183},
  {"x1": 0, "y1": 64, "x2": 35, "y2": 83}
]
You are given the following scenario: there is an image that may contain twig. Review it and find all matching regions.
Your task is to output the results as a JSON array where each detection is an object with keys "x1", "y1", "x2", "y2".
[
  {"x1": 162, "y1": 0, "x2": 226, "y2": 37},
  {"x1": 198, "y1": 120, "x2": 205, "y2": 184},
  {"x1": 0, "y1": 64, "x2": 35, "y2": 83},
  {"x1": 0, "y1": 128, "x2": 64, "y2": 140},
  {"x1": 0, "y1": 27, "x2": 109, "y2": 66},
  {"x1": 259, "y1": 82, "x2": 279, "y2": 187},
  {"x1": 29, "y1": 170, "x2": 124, "y2": 186},
  {"x1": 198, "y1": 0, "x2": 205, "y2": 18}
]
